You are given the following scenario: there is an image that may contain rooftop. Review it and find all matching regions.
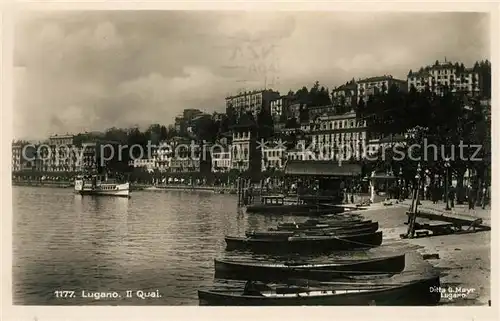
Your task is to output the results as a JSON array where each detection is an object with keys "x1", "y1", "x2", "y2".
[
  {"x1": 225, "y1": 89, "x2": 279, "y2": 100},
  {"x1": 358, "y1": 75, "x2": 394, "y2": 83},
  {"x1": 332, "y1": 83, "x2": 357, "y2": 92}
]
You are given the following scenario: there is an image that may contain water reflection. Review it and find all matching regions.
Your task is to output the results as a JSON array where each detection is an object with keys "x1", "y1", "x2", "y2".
[{"x1": 13, "y1": 186, "x2": 409, "y2": 306}]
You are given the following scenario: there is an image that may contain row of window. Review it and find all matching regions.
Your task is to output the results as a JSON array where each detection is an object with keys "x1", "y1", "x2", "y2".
[
  {"x1": 314, "y1": 119, "x2": 366, "y2": 130},
  {"x1": 263, "y1": 159, "x2": 283, "y2": 168},
  {"x1": 264, "y1": 150, "x2": 284, "y2": 158}
]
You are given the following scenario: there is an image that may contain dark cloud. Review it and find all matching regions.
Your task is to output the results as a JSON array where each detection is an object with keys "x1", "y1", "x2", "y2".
[{"x1": 14, "y1": 11, "x2": 490, "y2": 140}]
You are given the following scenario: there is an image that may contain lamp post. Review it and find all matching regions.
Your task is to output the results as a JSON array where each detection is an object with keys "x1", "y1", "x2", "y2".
[
  {"x1": 398, "y1": 167, "x2": 403, "y2": 201},
  {"x1": 413, "y1": 162, "x2": 422, "y2": 210},
  {"x1": 444, "y1": 158, "x2": 451, "y2": 210}
]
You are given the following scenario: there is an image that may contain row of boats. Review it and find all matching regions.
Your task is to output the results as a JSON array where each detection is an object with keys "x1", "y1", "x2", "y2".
[{"x1": 198, "y1": 214, "x2": 441, "y2": 305}]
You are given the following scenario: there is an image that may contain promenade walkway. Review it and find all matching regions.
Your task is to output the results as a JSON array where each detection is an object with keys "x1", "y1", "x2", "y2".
[{"x1": 398, "y1": 199, "x2": 491, "y2": 226}]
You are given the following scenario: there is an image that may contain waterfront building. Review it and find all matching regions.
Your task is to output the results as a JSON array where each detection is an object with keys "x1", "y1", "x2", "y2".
[
  {"x1": 155, "y1": 140, "x2": 172, "y2": 172},
  {"x1": 211, "y1": 146, "x2": 232, "y2": 173},
  {"x1": 129, "y1": 158, "x2": 156, "y2": 172},
  {"x1": 261, "y1": 139, "x2": 286, "y2": 172},
  {"x1": 357, "y1": 75, "x2": 407, "y2": 103},
  {"x1": 225, "y1": 89, "x2": 280, "y2": 118},
  {"x1": 407, "y1": 60, "x2": 481, "y2": 96},
  {"x1": 229, "y1": 123, "x2": 261, "y2": 179},
  {"x1": 169, "y1": 156, "x2": 200, "y2": 173},
  {"x1": 309, "y1": 110, "x2": 367, "y2": 161},
  {"x1": 12, "y1": 142, "x2": 23, "y2": 172}
]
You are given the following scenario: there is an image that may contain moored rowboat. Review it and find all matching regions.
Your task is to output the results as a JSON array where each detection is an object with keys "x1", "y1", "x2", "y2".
[
  {"x1": 247, "y1": 222, "x2": 379, "y2": 239},
  {"x1": 225, "y1": 231, "x2": 383, "y2": 253},
  {"x1": 198, "y1": 274, "x2": 441, "y2": 306},
  {"x1": 274, "y1": 220, "x2": 376, "y2": 232},
  {"x1": 213, "y1": 254, "x2": 405, "y2": 281}
]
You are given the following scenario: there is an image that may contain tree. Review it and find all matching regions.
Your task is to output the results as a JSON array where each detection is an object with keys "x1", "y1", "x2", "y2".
[{"x1": 257, "y1": 106, "x2": 274, "y2": 139}]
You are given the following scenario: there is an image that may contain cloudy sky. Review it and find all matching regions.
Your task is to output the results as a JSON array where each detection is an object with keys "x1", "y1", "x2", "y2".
[{"x1": 14, "y1": 11, "x2": 490, "y2": 140}]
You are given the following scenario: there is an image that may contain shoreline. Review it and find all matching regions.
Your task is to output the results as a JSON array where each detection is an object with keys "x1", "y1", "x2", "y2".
[
  {"x1": 12, "y1": 181, "x2": 238, "y2": 193},
  {"x1": 354, "y1": 204, "x2": 491, "y2": 306}
]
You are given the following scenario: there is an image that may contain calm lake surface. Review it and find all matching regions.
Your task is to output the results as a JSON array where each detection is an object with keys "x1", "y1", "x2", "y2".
[{"x1": 13, "y1": 186, "x2": 415, "y2": 305}]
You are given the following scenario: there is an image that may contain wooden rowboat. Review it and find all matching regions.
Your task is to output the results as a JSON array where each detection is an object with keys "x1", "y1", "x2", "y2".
[
  {"x1": 274, "y1": 220, "x2": 376, "y2": 232},
  {"x1": 225, "y1": 231, "x2": 383, "y2": 253},
  {"x1": 213, "y1": 254, "x2": 405, "y2": 281},
  {"x1": 198, "y1": 274, "x2": 441, "y2": 306},
  {"x1": 247, "y1": 222, "x2": 379, "y2": 239}
]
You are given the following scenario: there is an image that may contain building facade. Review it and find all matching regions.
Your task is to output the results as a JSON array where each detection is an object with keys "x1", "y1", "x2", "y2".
[
  {"x1": 231, "y1": 129, "x2": 252, "y2": 171},
  {"x1": 309, "y1": 111, "x2": 367, "y2": 161},
  {"x1": 407, "y1": 61, "x2": 481, "y2": 96},
  {"x1": 261, "y1": 139, "x2": 286, "y2": 171},
  {"x1": 211, "y1": 147, "x2": 232, "y2": 173},
  {"x1": 225, "y1": 89, "x2": 280, "y2": 118},
  {"x1": 357, "y1": 75, "x2": 407, "y2": 103},
  {"x1": 308, "y1": 105, "x2": 336, "y2": 120},
  {"x1": 331, "y1": 81, "x2": 357, "y2": 110},
  {"x1": 12, "y1": 143, "x2": 23, "y2": 172}
]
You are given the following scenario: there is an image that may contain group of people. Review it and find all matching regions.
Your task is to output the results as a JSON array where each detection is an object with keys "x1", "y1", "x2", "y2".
[{"x1": 422, "y1": 182, "x2": 489, "y2": 210}]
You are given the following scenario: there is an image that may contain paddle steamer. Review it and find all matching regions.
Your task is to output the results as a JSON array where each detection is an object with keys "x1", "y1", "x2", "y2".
[{"x1": 74, "y1": 173, "x2": 130, "y2": 198}]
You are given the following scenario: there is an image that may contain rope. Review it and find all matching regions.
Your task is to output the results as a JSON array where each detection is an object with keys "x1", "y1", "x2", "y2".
[{"x1": 330, "y1": 234, "x2": 381, "y2": 248}]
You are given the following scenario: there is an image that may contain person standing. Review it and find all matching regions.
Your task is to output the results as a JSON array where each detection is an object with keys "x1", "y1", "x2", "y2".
[
  {"x1": 481, "y1": 184, "x2": 487, "y2": 209},
  {"x1": 448, "y1": 184, "x2": 456, "y2": 208},
  {"x1": 467, "y1": 184, "x2": 475, "y2": 210}
]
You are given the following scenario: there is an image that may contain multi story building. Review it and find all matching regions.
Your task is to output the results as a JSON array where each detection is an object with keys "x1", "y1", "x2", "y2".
[
  {"x1": 308, "y1": 105, "x2": 336, "y2": 120},
  {"x1": 38, "y1": 134, "x2": 83, "y2": 172},
  {"x1": 48, "y1": 134, "x2": 74, "y2": 146},
  {"x1": 155, "y1": 140, "x2": 172, "y2": 172},
  {"x1": 270, "y1": 95, "x2": 294, "y2": 120},
  {"x1": 261, "y1": 139, "x2": 286, "y2": 171},
  {"x1": 231, "y1": 129, "x2": 252, "y2": 171},
  {"x1": 168, "y1": 138, "x2": 200, "y2": 173},
  {"x1": 225, "y1": 89, "x2": 280, "y2": 118},
  {"x1": 229, "y1": 124, "x2": 261, "y2": 178},
  {"x1": 366, "y1": 134, "x2": 407, "y2": 157},
  {"x1": 331, "y1": 81, "x2": 357, "y2": 110},
  {"x1": 286, "y1": 139, "x2": 315, "y2": 161},
  {"x1": 169, "y1": 156, "x2": 200, "y2": 173},
  {"x1": 288, "y1": 103, "x2": 301, "y2": 120},
  {"x1": 129, "y1": 158, "x2": 156, "y2": 172},
  {"x1": 309, "y1": 111, "x2": 367, "y2": 161},
  {"x1": 12, "y1": 142, "x2": 23, "y2": 172},
  {"x1": 357, "y1": 75, "x2": 407, "y2": 103},
  {"x1": 407, "y1": 60, "x2": 481, "y2": 96},
  {"x1": 211, "y1": 146, "x2": 232, "y2": 173}
]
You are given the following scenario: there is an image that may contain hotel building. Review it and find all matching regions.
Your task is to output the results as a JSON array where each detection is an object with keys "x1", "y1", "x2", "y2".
[
  {"x1": 225, "y1": 89, "x2": 280, "y2": 118},
  {"x1": 357, "y1": 75, "x2": 407, "y2": 103},
  {"x1": 407, "y1": 60, "x2": 481, "y2": 96}
]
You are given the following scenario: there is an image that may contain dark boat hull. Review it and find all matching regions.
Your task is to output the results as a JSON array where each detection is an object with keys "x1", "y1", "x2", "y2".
[
  {"x1": 214, "y1": 254, "x2": 405, "y2": 282},
  {"x1": 247, "y1": 222, "x2": 379, "y2": 239},
  {"x1": 246, "y1": 204, "x2": 345, "y2": 216},
  {"x1": 225, "y1": 231, "x2": 383, "y2": 253},
  {"x1": 274, "y1": 221, "x2": 377, "y2": 232},
  {"x1": 198, "y1": 276, "x2": 441, "y2": 306}
]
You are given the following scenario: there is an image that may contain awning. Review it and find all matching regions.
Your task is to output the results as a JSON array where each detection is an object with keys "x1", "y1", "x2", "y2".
[{"x1": 284, "y1": 160, "x2": 362, "y2": 177}]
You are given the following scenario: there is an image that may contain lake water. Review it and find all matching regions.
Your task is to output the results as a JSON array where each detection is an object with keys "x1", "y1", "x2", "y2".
[{"x1": 13, "y1": 186, "x2": 419, "y2": 306}]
